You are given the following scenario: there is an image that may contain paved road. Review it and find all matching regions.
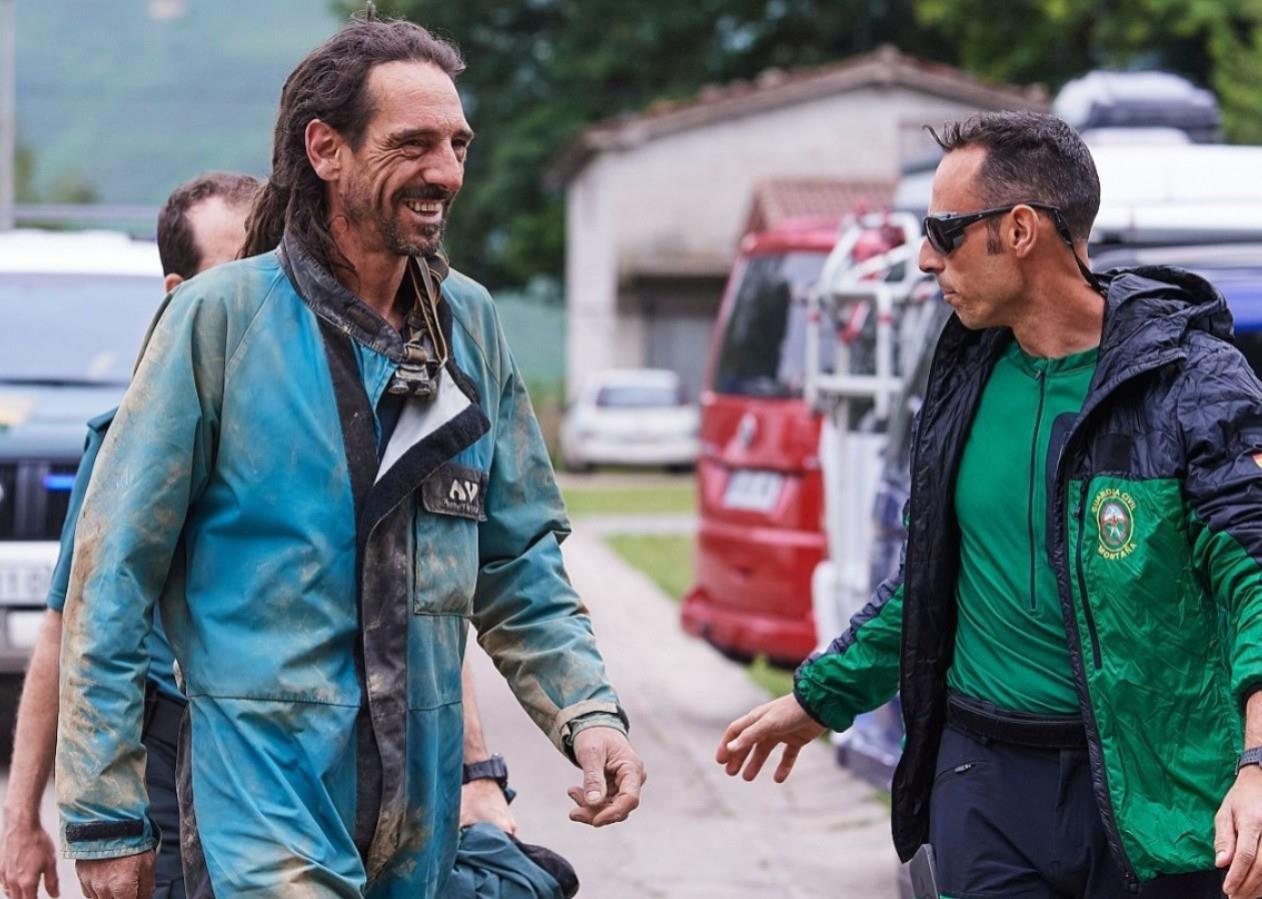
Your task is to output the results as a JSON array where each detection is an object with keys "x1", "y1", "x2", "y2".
[
  {"x1": 4, "y1": 525, "x2": 898, "y2": 898},
  {"x1": 468, "y1": 525, "x2": 899, "y2": 897}
]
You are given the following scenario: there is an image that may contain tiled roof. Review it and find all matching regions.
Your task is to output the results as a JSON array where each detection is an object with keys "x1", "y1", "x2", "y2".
[
  {"x1": 551, "y1": 45, "x2": 1048, "y2": 185},
  {"x1": 744, "y1": 178, "x2": 896, "y2": 234}
]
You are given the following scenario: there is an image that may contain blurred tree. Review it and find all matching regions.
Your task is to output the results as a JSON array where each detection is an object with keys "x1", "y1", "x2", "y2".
[
  {"x1": 340, "y1": 1, "x2": 956, "y2": 288},
  {"x1": 15, "y1": 139, "x2": 37, "y2": 203},
  {"x1": 916, "y1": 0, "x2": 1262, "y2": 142}
]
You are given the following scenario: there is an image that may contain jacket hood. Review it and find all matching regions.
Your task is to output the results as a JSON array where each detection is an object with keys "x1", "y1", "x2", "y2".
[{"x1": 1096, "y1": 265, "x2": 1233, "y2": 362}]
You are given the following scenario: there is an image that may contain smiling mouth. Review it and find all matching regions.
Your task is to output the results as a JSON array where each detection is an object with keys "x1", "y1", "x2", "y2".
[{"x1": 402, "y1": 199, "x2": 444, "y2": 217}]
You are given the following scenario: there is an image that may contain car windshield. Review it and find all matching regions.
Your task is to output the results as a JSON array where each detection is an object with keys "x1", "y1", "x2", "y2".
[
  {"x1": 713, "y1": 251, "x2": 829, "y2": 397},
  {"x1": 596, "y1": 385, "x2": 681, "y2": 408},
  {"x1": 0, "y1": 273, "x2": 162, "y2": 385}
]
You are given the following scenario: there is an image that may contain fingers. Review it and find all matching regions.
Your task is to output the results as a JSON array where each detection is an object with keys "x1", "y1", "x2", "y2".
[
  {"x1": 567, "y1": 755, "x2": 645, "y2": 827},
  {"x1": 1224, "y1": 819, "x2": 1262, "y2": 895},
  {"x1": 715, "y1": 707, "x2": 763, "y2": 764},
  {"x1": 1217, "y1": 802, "x2": 1237, "y2": 869},
  {"x1": 741, "y1": 739, "x2": 774, "y2": 782},
  {"x1": 774, "y1": 744, "x2": 802, "y2": 783},
  {"x1": 574, "y1": 741, "x2": 608, "y2": 806},
  {"x1": 41, "y1": 846, "x2": 61, "y2": 899},
  {"x1": 591, "y1": 761, "x2": 643, "y2": 826}
]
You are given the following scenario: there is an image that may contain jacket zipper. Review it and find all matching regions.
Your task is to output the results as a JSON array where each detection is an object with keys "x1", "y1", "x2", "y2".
[
  {"x1": 1050, "y1": 350, "x2": 1184, "y2": 892},
  {"x1": 1074, "y1": 481, "x2": 1103, "y2": 669},
  {"x1": 1027, "y1": 368, "x2": 1047, "y2": 612}
]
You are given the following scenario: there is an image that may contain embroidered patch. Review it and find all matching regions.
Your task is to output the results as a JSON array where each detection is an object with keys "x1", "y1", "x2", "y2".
[
  {"x1": 1092, "y1": 487, "x2": 1136, "y2": 560},
  {"x1": 421, "y1": 463, "x2": 488, "y2": 521}
]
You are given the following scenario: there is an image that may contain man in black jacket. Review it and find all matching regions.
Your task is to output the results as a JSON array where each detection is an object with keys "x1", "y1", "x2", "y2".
[{"x1": 718, "y1": 112, "x2": 1262, "y2": 899}]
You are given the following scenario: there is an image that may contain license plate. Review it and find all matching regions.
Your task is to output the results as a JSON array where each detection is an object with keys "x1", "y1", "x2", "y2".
[
  {"x1": 6, "y1": 610, "x2": 43, "y2": 649},
  {"x1": 723, "y1": 469, "x2": 785, "y2": 512},
  {"x1": 0, "y1": 563, "x2": 53, "y2": 604}
]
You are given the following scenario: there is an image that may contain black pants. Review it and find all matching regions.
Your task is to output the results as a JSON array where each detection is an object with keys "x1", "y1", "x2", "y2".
[
  {"x1": 142, "y1": 691, "x2": 187, "y2": 899},
  {"x1": 929, "y1": 724, "x2": 1224, "y2": 899}
]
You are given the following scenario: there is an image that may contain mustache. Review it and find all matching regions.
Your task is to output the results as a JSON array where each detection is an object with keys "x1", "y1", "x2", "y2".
[{"x1": 394, "y1": 186, "x2": 454, "y2": 204}]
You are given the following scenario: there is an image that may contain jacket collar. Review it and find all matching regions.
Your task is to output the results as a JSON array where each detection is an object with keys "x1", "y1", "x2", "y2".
[
  {"x1": 277, "y1": 229, "x2": 451, "y2": 361},
  {"x1": 933, "y1": 264, "x2": 1228, "y2": 396}
]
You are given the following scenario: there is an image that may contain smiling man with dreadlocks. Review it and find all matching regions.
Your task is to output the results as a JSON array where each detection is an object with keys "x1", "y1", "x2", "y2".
[{"x1": 55, "y1": 14, "x2": 643, "y2": 899}]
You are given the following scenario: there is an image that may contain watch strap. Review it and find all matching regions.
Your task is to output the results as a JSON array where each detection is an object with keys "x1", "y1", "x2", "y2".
[
  {"x1": 463, "y1": 754, "x2": 508, "y2": 786},
  {"x1": 1237, "y1": 746, "x2": 1262, "y2": 773}
]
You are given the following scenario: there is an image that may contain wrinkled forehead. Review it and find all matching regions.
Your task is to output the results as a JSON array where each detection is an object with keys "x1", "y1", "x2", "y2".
[
  {"x1": 364, "y1": 60, "x2": 470, "y2": 137},
  {"x1": 928, "y1": 146, "x2": 988, "y2": 216}
]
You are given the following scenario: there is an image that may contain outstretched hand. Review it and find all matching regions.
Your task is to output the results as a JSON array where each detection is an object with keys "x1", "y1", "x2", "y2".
[
  {"x1": 566, "y1": 727, "x2": 645, "y2": 827},
  {"x1": 716, "y1": 694, "x2": 826, "y2": 783}
]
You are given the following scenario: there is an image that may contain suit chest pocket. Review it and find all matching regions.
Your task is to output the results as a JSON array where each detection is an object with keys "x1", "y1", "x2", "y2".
[{"x1": 412, "y1": 463, "x2": 488, "y2": 615}]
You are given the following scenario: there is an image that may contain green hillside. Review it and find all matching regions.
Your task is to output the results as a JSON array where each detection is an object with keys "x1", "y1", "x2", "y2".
[{"x1": 16, "y1": 0, "x2": 340, "y2": 205}]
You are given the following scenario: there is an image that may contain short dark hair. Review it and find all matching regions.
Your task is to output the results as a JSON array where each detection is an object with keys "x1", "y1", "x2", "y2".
[
  {"x1": 157, "y1": 171, "x2": 261, "y2": 278},
  {"x1": 927, "y1": 112, "x2": 1101, "y2": 242},
  {"x1": 239, "y1": 15, "x2": 465, "y2": 272}
]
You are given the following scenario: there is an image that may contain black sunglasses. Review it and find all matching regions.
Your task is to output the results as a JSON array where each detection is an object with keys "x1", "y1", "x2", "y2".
[
  {"x1": 922, "y1": 202, "x2": 1072, "y2": 255},
  {"x1": 922, "y1": 201, "x2": 1100, "y2": 290}
]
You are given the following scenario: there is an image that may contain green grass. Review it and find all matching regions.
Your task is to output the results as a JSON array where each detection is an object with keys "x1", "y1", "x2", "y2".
[
  {"x1": 604, "y1": 534, "x2": 695, "y2": 603},
  {"x1": 563, "y1": 481, "x2": 696, "y2": 518},
  {"x1": 747, "y1": 655, "x2": 796, "y2": 698},
  {"x1": 603, "y1": 534, "x2": 803, "y2": 700}
]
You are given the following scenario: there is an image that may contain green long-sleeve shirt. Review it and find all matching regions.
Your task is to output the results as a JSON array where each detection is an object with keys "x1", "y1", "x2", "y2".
[{"x1": 947, "y1": 341, "x2": 1097, "y2": 714}]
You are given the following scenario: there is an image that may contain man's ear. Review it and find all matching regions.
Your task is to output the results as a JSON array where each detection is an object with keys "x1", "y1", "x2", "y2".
[
  {"x1": 163, "y1": 273, "x2": 184, "y2": 294},
  {"x1": 1009, "y1": 204, "x2": 1041, "y2": 258},
  {"x1": 306, "y1": 119, "x2": 344, "y2": 183}
]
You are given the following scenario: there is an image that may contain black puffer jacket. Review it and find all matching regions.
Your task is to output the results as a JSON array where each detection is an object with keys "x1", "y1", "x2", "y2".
[{"x1": 796, "y1": 267, "x2": 1262, "y2": 884}]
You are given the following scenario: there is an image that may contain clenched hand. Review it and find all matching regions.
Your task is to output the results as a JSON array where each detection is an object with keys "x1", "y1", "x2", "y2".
[
  {"x1": 76, "y1": 851, "x2": 154, "y2": 899},
  {"x1": 716, "y1": 694, "x2": 825, "y2": 783},
  {"x1": 566, "y1": 727, "x2": 645, "y2": 827}
]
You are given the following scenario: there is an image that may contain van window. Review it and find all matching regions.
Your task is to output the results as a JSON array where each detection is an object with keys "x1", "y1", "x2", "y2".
[
  {"x1": 713, "y1": 252, "x2": 828, "y2": 397},
  {"x1": 1237, "y1": 332, "x2": 1262, "y2": 380}
]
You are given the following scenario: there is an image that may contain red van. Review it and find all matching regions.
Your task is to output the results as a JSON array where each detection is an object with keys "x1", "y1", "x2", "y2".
[{"x1": 680, "y1": 222, "x2": 836, "y2": 666}]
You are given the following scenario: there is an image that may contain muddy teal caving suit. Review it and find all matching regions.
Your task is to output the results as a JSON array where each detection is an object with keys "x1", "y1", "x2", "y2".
[{"x1": 56, "y1": 232, "x2": 627, "y2": 897}]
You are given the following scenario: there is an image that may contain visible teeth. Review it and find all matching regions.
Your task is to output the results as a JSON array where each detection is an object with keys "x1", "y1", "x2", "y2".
[{"x1": 404, "y1": 200, "x2": 442, "y2": 214}]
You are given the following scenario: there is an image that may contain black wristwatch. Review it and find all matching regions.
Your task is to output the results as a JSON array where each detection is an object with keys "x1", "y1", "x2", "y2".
[
  {"x1": 1237, "y1": 747, "x2": 1262, "y2": 774},
  {"x1": 463, "y1": 754, "x2": 516, "y2": 803}
]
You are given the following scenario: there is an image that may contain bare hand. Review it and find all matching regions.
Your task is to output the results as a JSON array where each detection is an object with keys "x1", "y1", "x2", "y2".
[
  {"x1": 460, "y1": 778, "x2": 518, "y2": 836},
  {"x1": 76, "y1": 851, "x2": 155, "y2": 899},
  {"x1": 1216, "y1": 766, "x2": 1262, "y2": 898},
  {"x1": 565, "y1": 727, "x2": 645, "y2": 827},
  {"x1": 1, "y1": 817, "x2": 60, "y2": 899},
  {"x1": 716, "y1": 694, "x2": 825, "y2": 783}
]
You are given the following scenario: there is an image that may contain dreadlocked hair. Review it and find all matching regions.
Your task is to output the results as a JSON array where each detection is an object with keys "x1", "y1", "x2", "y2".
[{"x1": 239, "y1": 14, "x2": 464, "y2": 274}]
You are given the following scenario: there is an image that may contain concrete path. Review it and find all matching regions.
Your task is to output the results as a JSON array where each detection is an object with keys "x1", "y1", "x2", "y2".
[
  {"x1": 572, "y1": 513, "x2": 697, "y2": 535},
  {"x1": 469, "y1": 525, "x2": 900, "y2": 898},
  {"x1": 11, "y1": 524, "x2": 899, "y2": 899}
]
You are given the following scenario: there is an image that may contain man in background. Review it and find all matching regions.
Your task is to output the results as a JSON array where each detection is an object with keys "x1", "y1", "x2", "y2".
[{"x1": 0, "y1": 171, "x2": 260, "y2": 899}]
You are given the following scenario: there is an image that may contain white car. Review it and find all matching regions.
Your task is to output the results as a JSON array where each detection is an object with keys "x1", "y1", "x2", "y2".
[
  {"x1": 561, "y1": 369, "x2": 699, "y2": 471},
  {"x1": 0, "y1": 228, "x2": 162, "y2": 759}
]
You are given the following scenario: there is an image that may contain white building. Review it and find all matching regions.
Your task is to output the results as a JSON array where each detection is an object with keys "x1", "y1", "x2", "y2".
[{"x1": 552, "y1": 46, "x2": 1047, "y2": 399}]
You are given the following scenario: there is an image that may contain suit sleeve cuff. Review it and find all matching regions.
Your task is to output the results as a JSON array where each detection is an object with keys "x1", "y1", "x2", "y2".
[
  {"x1": 61, "y1": 816, "x2": 157, "y2": 860},
  {"x1": 551, "y1": 702, "x2": 628, "y2": 763}
]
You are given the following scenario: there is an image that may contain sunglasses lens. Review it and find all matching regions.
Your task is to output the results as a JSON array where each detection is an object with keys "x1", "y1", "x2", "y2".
[{"x1": 924, "y1": 218, "x2": 950, "y2": 254}]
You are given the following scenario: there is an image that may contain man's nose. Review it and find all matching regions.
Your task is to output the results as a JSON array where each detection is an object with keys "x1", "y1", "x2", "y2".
[
  {"x1": 424, "y1": 143, "x2": 464, "y2": 193},
  {"x1": 918, "y1": 238, "x2": 943, "y2": 275}
]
